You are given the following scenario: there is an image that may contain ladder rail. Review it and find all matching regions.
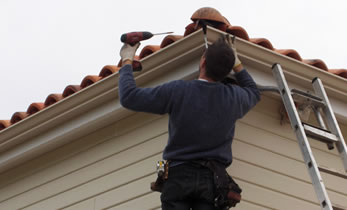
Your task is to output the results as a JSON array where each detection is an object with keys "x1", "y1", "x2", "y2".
[
  {"x1": 272, "y1": 63, "x2": 333, "y2": 210},
  {"x1": 312, "y1": 78, "x2": 347, "y2": 172}
]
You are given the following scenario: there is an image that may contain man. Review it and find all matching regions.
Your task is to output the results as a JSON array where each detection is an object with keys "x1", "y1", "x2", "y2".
[{"x1": 118, "y1": 36, "x2": 260, "y2": 210}]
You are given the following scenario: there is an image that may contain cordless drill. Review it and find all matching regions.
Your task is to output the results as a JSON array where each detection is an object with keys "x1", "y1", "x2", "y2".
[
  {"x1": 120, "y1": 31, "x2": 173, "y2": 45},
  {"x1": 120, "y1": 31, "x2": 173, "y2": 71}
]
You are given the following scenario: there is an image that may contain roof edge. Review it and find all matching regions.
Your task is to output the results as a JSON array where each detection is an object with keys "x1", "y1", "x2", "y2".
[{"x1": 0, "y1": 26, "x2": 346, "y2": 172}]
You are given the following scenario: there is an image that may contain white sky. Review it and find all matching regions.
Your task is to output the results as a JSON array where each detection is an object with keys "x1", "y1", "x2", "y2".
[{"x1": 1, "y1": 0, "x2": 347, "y2": 120}]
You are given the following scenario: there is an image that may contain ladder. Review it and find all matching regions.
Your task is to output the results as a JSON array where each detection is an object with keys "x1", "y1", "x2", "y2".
[{"x1": 271, "y1": 63, "x2": 347, "y2": 210}]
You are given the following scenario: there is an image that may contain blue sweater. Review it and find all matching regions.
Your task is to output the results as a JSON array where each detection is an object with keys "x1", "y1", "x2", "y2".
[{"x1": 119, "y1": 64, "x2": 260, "y2": 166}]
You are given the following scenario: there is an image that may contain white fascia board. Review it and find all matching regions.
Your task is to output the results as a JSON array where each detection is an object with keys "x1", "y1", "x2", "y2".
[{"x1": 0, "y1": 26, "x2": 346, "y2": 172}]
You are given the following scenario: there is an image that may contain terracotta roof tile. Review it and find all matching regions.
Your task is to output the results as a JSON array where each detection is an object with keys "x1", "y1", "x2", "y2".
[
  {"x1": 226, "y1": 25, "x2": 250, "y2": 41},
  {"x1": 10, "y1": 112, "x2": 28, "y2": 124},
  {"x1": 328, "y1": 69, "x2": 347, "y2": 78},
  {"x1": 80, "y1": 75, "x2": 102, "y2": 89},
  {"x1": 250, "y1": 38, "x2": 274, "y2": 50},
  {"x1": 44, "y1": 94, "x2": 63, "y2": 106},
  {"x1": 1, "y1": 7, "x2": 346, "y2": 131},
  {"x1": 184, "y1": 23, "x2": 197, "y2": 37},
  {"x1": 275, "y1": 49, "x2": 302, "y2": 61},
  {"x1": 191, "y1": 7, "x2": 228, "y2": 25},
  {"x1": 27, "y1": 102, "x2": 45, "y2": 115},
  {"x1": 99, "y1": 65, "x2": 120, "y2": 78},
  {"x1": 160, "y1": 35, "x2": 184, "y2": 48},
  {"x1": 184, "y1": 8, "x2": 231, "y2": 38},
  {"x1": 139, "y1": 45, "x2": 161, "y2": 59},
  {"x1": 0, "y1": 120, "x2": 11, "y2": 131},
  {"x1": 303, "y1": 59, "x2": 328, "y2": 71},
  {"x1": 62, "y1": 85, "x2": 82, "y2": 98}
]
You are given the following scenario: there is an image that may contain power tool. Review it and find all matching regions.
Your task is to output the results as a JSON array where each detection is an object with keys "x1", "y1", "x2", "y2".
[{"x1": 120, "y1": 31, "x2": 173, "y2": 46}]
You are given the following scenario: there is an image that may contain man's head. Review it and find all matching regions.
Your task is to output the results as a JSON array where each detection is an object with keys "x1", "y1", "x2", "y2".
[{"x1": 199, "y1": 38, "x2": 235, "y2": 81}]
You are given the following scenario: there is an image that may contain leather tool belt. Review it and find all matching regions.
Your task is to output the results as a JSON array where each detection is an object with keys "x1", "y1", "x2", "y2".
[
  {"x1": 150, "y1": 160, "x2": 242, "y2": 209},
  {"x1": 192, "y1": 160, "x2": 242, "y2": 209}
]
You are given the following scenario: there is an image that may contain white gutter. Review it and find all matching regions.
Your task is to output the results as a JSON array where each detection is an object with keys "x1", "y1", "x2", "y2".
[{"x1": 0, "y1": 26, "x2": 345, "y2": 172}]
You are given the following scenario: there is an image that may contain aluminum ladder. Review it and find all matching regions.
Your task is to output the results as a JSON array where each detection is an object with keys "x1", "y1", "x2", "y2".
[{"x1": 272, "y1": 63, "x2": 347, "y2": 210}]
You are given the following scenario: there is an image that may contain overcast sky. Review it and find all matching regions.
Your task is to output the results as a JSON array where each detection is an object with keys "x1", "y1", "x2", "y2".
[{"x1": 1, "y1": 0, "x2": 346, "y2": 120}]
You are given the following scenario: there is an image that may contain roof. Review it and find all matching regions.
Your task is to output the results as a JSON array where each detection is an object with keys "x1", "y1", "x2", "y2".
[{"x1": 0, "y1": 7, "x2": 346, "y2": 131}]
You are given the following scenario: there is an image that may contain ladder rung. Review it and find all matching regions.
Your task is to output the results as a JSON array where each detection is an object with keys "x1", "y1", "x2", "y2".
[
  {"x1": 303, "y1": 123, "x2": 339, "y2": 143},
  {"x1": 291, "y1": 89, "x2": 325, "y2": 108}
]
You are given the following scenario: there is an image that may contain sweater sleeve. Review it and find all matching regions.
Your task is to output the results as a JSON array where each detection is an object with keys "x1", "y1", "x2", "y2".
[
  {"x1": 118, "y1": 64, "x2": 175, "y2": 114},
  {"x1": 233, "y1": 69, "x2": 261, "y2": 119}
]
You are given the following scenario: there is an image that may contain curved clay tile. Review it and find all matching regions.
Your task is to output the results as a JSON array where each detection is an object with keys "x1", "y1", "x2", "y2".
[
  {"x1": 213, "y1": 23, "x2": 228, "y2": 32},
  {"x1": 184, "y1": 20, "x2": 228, "y2": 37},
  {"x1": 10, "y1": 112, "x2": 28, "y2": 124},
  {"x1": 80, "y1": 75, "x2": 102, "y2": 89},
  {"x1": 184, "y1": 23, "x2": 198, "y2": 37},
  {"x1": 275, "y1": 49, "x2": 302, "y2": 61},
  {"x1": 191, "y1": 7, "x2": 228, "y2": 25},
  {"x1": 328, "y1": 69, "x2": 347, "y2": 78},
  {"x1": 226, "y1": 25, "x2": 250, "y2": 41},
  {"x1": 160, "y1": 35, "x2": 184, "y2": 48},
  {"x1": 62, "y1": 85, "x2": 82, "y2": 98},
  {"x1": 0, "y1": 120, "x2": 11, "y2": 131},
  {"x1": 99, "y1": 65, "x2": 120, "y2": 78},
  {"x1": 45, "y1": 94, "x2": 63, "y2": 106},
  {"x1": 250, "y1": 38, "x2": 274, "y2": 50},
  {"x1": 139, "y1": 45, "x2": 161, "y2": 59},
  {"x1": 27, "y1": 102, "x2": 45, "y2": 115},
  {"x1": 303, "y1": 59, "x2": 328, "y2": 71}
]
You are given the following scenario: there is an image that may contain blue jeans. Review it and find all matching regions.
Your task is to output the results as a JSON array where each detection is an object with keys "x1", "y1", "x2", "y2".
[{"x1": 160, "y1": 163, "x2": 219, "y2": 210}]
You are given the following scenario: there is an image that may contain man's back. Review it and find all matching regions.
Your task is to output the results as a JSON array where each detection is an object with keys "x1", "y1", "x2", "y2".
[{"x1": 119, "y1": 65, "x2": 260, "y2": 166}]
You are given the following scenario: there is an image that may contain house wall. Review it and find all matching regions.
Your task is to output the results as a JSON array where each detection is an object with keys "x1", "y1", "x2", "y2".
[{"x1": 0, "y1": 94, "x2": 346, "y2": 210}]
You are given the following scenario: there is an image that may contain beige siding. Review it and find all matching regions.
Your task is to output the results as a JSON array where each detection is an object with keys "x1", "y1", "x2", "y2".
[{"x1": 0, "y1": 96, "x2": 346, "y2": 209}]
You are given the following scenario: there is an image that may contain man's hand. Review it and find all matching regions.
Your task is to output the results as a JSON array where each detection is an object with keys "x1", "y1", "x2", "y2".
[
  {"x1": 120, "y1": 42, "x2": 140, "y2": 64},
  {"x1": 225, "y1": 35, "x2": 243, "y2": 73}
]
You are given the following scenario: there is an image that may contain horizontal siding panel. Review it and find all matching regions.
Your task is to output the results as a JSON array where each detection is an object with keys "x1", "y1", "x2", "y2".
[
  {"x1": 235, "y1": 122, "x2": 347, "y2": 195},
  {"x1": 106, "y1": 192, "x2": 160, "y2": 210},
  {"x1": 241, "y1": 108, "x2": 341, "y2": 158},
  {"x1": 0, "y1": 113, "x2": 166, "y2": 203},
  {"x1": 22, "y1": 154, "x2": 161, "y2": 210},
  {"x1": 236, "y1": 120, "x2": 339, "y2": 164},
  {"x1": 1, "y1": 134, "x2": 167, "y2": 209},
  {"x1": 232, "y1": 158, "x2": 347, "y2": 207},
  {"x1": 231, "y1": 158, "x2": 317, "y2": 204},
  {"x1": 0, "y1": 112, "x2": 156, "y2": 188},
  {"x1": 94, "y1": 174, "x2": 156, "y2": 209},
  {"x1": 63, "y1": 199, "x2": 95, "y2": 210},
  {"x1": 238, "y1": 179, "x2": 319, "y2": 210}
]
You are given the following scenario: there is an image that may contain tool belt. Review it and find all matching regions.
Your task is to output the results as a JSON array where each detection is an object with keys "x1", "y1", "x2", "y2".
[
  {"x1": 195, "y1": 160, "x2": 242, "y2": 209},
  {"x1": 150, "y1": 160, "x2": 241, "y2": 209}
]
